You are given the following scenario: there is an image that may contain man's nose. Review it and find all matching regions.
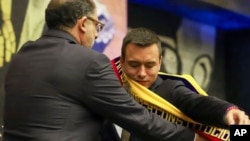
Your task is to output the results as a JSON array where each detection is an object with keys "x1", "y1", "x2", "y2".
[{"x1": 138, "y1": 66, "x2": 146, "y2": 78}]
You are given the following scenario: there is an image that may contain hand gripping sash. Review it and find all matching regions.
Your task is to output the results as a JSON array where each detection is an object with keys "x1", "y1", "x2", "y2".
[{"x1": 111, "y1": 57, "x2": 230, "y2": 141}]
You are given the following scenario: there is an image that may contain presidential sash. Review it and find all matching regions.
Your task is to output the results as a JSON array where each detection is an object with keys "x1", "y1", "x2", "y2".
[{"x1": 111, "y1": 57, "x2": 230, "y2": 141}]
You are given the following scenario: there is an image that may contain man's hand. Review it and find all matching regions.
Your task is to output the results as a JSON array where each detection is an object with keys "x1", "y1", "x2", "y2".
[{"x1": 224, "y1": 107, "x2": 250, "y2": 125}]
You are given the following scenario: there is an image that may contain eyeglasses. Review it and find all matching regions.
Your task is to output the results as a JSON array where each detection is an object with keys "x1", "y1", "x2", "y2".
[{"x1": 86, "y1": 16, "x2": 105, "y2": 32}]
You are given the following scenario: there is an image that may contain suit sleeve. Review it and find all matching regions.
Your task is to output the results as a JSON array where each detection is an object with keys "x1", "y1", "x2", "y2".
[
  {"x1": 158, "y1": 79, "x2": 234, "y2": 128},
  {"x1": 81, "y1": 53, "x2": 195, "y2": 141}
]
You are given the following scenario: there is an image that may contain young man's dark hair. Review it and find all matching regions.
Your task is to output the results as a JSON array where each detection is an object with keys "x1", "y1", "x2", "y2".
[{"x1": 121, "y1": 27, "x2": 162, "y2": 59}]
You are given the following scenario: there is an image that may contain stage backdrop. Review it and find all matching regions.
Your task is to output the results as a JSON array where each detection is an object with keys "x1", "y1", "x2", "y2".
[{"x1": 0, "y1": 0, "x2": 127, "y2": 139}]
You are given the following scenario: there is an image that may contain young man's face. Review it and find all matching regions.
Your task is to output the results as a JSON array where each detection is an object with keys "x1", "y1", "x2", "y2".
[{"x1": 121, "y1": 43, "x2": 162, "y2": 88}]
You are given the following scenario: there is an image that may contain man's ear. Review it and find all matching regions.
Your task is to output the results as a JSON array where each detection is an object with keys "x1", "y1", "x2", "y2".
[
  {"x1": 79, "y1": 16, "x2": 88, "y2": 33},
  {"x1": 159, "y1": 55, "x2": 162, "y2": 64},
  {"x1": 159, "y1": 55, "x2": 163, "y2": 71}
]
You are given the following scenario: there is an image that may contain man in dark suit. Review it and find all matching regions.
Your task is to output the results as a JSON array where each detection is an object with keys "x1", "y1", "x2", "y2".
[
  {"x1": 118, "y1": 27, "x2": 250, "y2": 141},
  {"x1": 3, "y1": 0, "x2": 200, "y2": 141}
]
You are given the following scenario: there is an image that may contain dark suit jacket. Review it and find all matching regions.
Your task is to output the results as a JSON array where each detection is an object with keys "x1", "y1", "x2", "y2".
[
  {"x1": 153, "y1": 77, "x2": 233, "y2": 127},
  {"x1": 130, "y1": 76, "x2": 233, "y2": 141},
  {"x1": 3, "y1": 29, "x2": 195, "y2": 141}
]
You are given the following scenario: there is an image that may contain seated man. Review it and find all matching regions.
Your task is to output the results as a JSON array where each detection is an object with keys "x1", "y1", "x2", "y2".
[{"x1": 115, "y1": 27, "x2": 249, "y2": 141}]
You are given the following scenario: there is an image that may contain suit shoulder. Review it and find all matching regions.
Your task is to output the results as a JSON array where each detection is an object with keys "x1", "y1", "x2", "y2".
[{"x1": 162, "y1": 78, "x2": 184, "y2": 86}]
